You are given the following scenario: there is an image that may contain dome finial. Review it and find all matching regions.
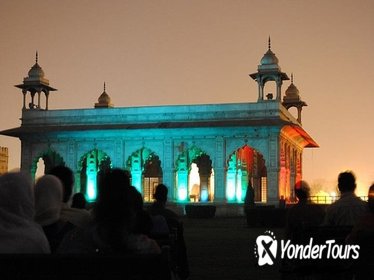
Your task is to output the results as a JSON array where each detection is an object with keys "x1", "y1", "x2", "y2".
[
  {"x1": 95, "y1": 82, "x2": 113, "y2": 108},
  {"x1": 268, "y1": 36, "x2": 271, "y2": 50},
  {"x1": 36, "y1": 51, "x2": 38, "y2": 63},
  {"x1": 291, "y1": 73, "x2": 294, "y2": 83}
]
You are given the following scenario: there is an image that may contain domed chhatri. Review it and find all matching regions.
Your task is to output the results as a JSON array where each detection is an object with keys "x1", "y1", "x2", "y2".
[
  {"x1": 249, "y1": 37, "x2": 289, "y2": 101},
  {"x1": 95, "y1": 82, "x2": 113, "y2": 108},
  {"x1": 284, "y1": 74, "x2": 300, "y2": 101},
  {"x1": 15, "y1": 52, "x2": 57, "y2": 110},
  {"x1": 282, "y1": 74, "x2": 307, "y2": 124}
]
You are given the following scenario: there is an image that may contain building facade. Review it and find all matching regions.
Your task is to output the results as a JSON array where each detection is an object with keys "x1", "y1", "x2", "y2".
[{"x1": 1, "y1": 43, "x2": 318, "y2": 206}]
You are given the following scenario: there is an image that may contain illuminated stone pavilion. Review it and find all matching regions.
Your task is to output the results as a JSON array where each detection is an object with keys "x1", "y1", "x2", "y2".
[{"x1": 1, "y1": 42, "x2": 318, "y2": 207}]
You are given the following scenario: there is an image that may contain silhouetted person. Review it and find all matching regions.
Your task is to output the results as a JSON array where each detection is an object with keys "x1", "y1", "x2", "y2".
[
  {"x1": 49, "y1": 165, "x2": 92, "y2": 228},
  {"x1": 58, "y1": 169, "x2": 160, "y2": 255},
  {"x1": 71, "y1": 192, "x2": 87, "y2": 209},
  {"x1": 128, "y1": 186, "x2": 153, "y2": 236},
  {"x1": 148, "y1": 184, "x2": 189, "y2": 279},
  {"x1": 346, "y1": 184, "x2": 374, "y2": 280},
  {"x1": 148, "y1": 184, "x2": 179, "y2": 222},
  {"x1": 0, "y1": 172, "x2": 50, "y2": 253},
  {"x1": 285, "y1": 180, "x2": 325, "y2": 242},
  {"x1": 324, "y1": 171, "x2": 368, "y2": 226},
  {"x1": 347, "y1": 183, "x2": 374, "y2": 241},
  {"x1": 244, "y1": 181, "x2": 255, "y2": 214},
  {"x1": 34, "y1": 175, "x2": 75, "y2": 253}
]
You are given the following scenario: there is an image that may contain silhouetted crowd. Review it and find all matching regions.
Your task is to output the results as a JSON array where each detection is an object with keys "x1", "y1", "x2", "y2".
[
  {"x1": 282, "y1": 171, "x2": 374, "y2": 280},
  {"x1": 285, "y1": 171, "x2": 373, "y2": 239},
  {"x1": 0, "y1": 167, "x2": 189, "y2": 279},
  {"x1": 0, "y1": 167, "x2": 373, "y2": 279}
]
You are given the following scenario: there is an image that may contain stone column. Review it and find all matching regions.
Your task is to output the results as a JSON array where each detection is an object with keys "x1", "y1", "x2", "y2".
[
  {"x1": 30, "y1": 91, "x2": 36, "y2": 108},
  {"x1": 297, "y1": 107, "x2": 302, "y2": 124},
  {"x1": 259, "y1": 79, "x2": 264, "y2": 101},
  {"x1": 45, "y1": 91, "x2": 49, "y2": 110},
  {"x1": 276, "y1": 78, "x2": 282, "y2": 101},
  {"x1": 267, "y1": 133, "x2": 279, "y2": 206},
  {"x1": 22, "y1": 90, "x2": 27, "y2": 110},
  {"x1": 214, "y1": 137, "x2": 225, "y2": 202},
  {"x1": 112, "y1": 139, "x2": 123, "y2": 168},
  {"x1": 266, "y1": 167, "x2": 280, "y2": 206},
  {"x1": 163, "y1": 139, "x2": 174, "y2": 201},
  {"x1": 37, "y1": 90, "x2": 41, "y2": 109},
  {"x1": 66, "y1": 141, "x2": 76, "y2": 170}
]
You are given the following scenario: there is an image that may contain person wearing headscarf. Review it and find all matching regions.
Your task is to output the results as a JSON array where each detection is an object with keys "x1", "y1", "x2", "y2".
[
  {"x1": 0, "y1": 172, "x2": 50, "y2": 253},
  {"x1": 48, "y1": 166, "x2": 92, "y2": 228},
  {"x1": 34, "y1": 174, "x2": 75, "y2": 252},
  {"x1": 58, "y1": 169, "x2": 160, "y2": 255}
]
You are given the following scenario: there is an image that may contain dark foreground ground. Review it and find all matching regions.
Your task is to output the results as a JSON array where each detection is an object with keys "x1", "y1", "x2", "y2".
[{"x1": 183, "y1": 217, "x2": 284, "y2": 280}]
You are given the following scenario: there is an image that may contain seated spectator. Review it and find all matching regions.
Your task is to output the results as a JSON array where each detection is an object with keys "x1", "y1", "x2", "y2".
[
  {"x1": 128, "y1": 186, "x2": 153, "y2": 236},
  {"x1": 285, "y1": 180, "x2": 325, "y2": 242},
  {"x1": 71, "y1": 192, "x2": 87, "y2": 209},
  {"x1": 58, "y1": 169, "x2": 160, "y2": 255},
  {"x1": 49, "y1": 166, "x2": 92, "y2": 228},
  {"x1": 347, "y1": 183, "x2": 374, "y2": 243},
  {"x1": 324, "y1": 171, "x2": 368, "y2": 226},
  {"x1": 34, "y1": 175, "x2": 75, "y2": 253},
  {"x1": 0, "y1": 172, "x2": 50, "y2": 253},
  {"x1": 148, "y1": 184, "x2": 189, "y2": 279},
  {"x1": 148, "y1": 184, "x2": 179, "y2": 223},
  {"x1": 346, "y1": 184, "x2": 374, "y2": 280}
]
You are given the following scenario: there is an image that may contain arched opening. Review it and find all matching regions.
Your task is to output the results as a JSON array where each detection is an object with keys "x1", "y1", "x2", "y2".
[
  {"x1": 175, "y1": 146, "x2": 214, "y2": 203},
  {"x1": 189, "y1": 163, "x2": 200, "y2": 202},
  {"x1": 31, "y1": 149, "x2": 65, "y2": 181},
  {"x1": 288, "y1": 107, "x2": 299, "y2": 120},
  {"x1": 263, "y1": 80, "x2": 277, "y2": 100},
  {"x1": 79, "y1": 149, "x2": 112, "y2": 202},
  {"x1": 226, "y1": 145, "x2": 267, "y2": 203},
  {"x1": 127, "y1": 148, "x2": 163, "y2": 200}
]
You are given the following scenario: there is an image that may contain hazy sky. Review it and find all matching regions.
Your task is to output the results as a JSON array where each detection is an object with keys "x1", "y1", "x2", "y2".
[{"x1": 0, "y1": 0, "x2": 373, "y2": 195}]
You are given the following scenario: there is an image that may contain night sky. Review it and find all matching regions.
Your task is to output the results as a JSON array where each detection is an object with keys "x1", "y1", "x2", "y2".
[{"x1": 1, "y1": 0, "x2": 373, "y2": 195}]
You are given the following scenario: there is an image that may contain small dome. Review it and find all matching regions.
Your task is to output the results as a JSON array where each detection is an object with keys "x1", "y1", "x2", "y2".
[
  {"x1": 284, "y1": 74, "x2": 300, "y2": 101},
  {"x1": 285, "y1": 83, "x2": 300, "y2": 100},
  {"x1": 260, "y1": 49, "x2": 279, "y2": 66},
  {"x1": 28, "y1": 63, "x2": 45, "y2": 79},
  {"x1": 95, "y1": 83, "x2": 113, "y2": 108},
  {"x1": 98, "y1": 91, "x2": 111, "y2": 104}
]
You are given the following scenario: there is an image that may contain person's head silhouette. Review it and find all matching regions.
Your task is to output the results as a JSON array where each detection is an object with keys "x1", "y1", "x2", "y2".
[
  {"x1": 294, "y1": 180, "x2": 310, "y2": 202},
  {"x1": 71, "y1": 193, "x2": 87, "y2": 209},
  {"x1": 337, "y1": 171, "x2": 356, "y2": 194},
  {"x1": 154, "y1": 184, "x2": 168, "y2": 204},
  {"x1": 48, "y1": 165, "x2": 74, "y2": 203}
]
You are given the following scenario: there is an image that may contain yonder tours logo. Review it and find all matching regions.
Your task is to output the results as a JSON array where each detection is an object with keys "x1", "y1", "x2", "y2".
[
  {"x1": 254, "y1": 230, "x2": 360, "y2": 266},
  {"x1": 255, "y1": 230, "x2": 278, "y2": 266}
]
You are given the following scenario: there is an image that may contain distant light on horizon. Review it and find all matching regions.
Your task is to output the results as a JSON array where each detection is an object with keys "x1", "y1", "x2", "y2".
[{"x1": 356, "y1": 180, "x2": 370, "y2": 198}]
